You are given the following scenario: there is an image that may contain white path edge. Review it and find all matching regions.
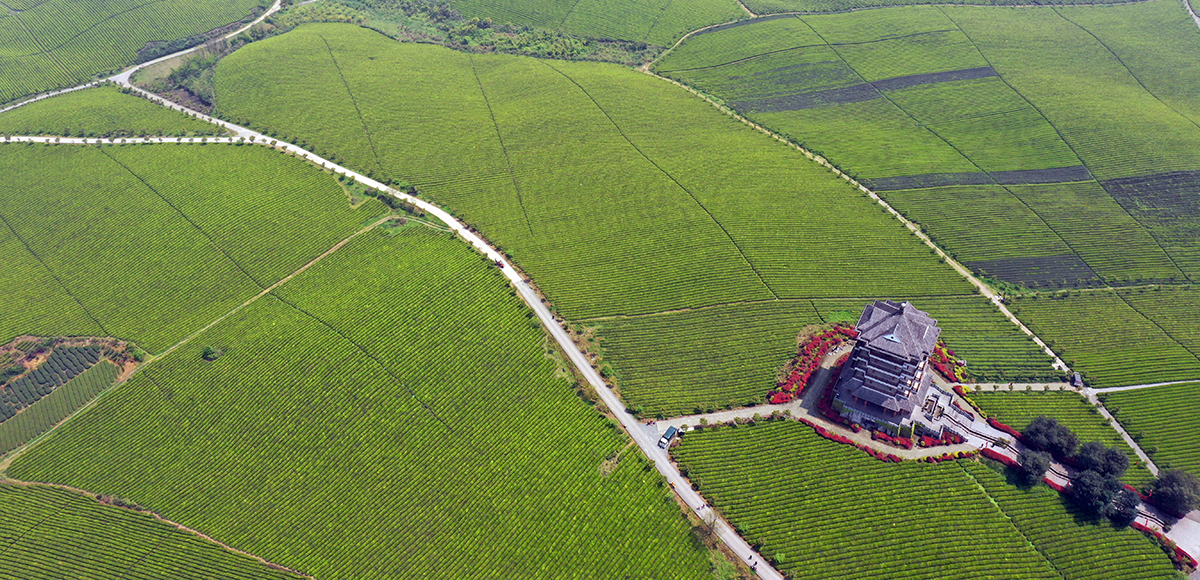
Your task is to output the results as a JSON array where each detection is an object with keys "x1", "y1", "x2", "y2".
[{"x1": 1, "y1": 114, "x2": 785, "y2": 580}]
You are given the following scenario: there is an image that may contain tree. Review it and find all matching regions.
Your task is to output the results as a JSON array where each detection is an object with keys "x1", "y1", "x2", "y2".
[
  {"x1": 1023, "y1": 415, "x2": 1078, "y2": 458},
  {"x1": 201, "y1": 346, "x2": 222, "y2": 361},
  {"x1": 1110, "y1": 488, "x2": 1140, "y2": 526},
  {"x1": 1149, "y1": 469, "x2": 1200, "y2": 518},
  {"x1": 1016, "y1": 448, "x2": 1052, "y2": 486},
  {"x1": 1075, "y1": 441, "x2": 1129, "y2": 479},
  {"x1": 1070, "y1": 469, "x2": 1121, "y2": 517}
]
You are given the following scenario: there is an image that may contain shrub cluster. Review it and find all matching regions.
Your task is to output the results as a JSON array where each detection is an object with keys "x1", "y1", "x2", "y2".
[{"x1": 767, "y1": 325, "x2": 856, "y2": 405}]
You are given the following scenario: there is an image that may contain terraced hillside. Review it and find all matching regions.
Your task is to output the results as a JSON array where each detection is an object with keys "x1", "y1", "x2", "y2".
[
  {"x1": 0, "y1": 143, "x2": 386, "y2": 352},
  {"x1": 8, "y1": 228, "x2": 710, "y2": 579},
  {"x1": 215, "y1": 23, "x2": 1055, "y2": 416},
  {"x1": 671, "y1": 420, "x2": 1176, "y2": 579},
  {"x1": 0, "y1": 0, "x2": 269, "y2": 105},
  {"x1": 0, "y1": 483, "x2": 306, "y2": 579},
  {"x1": 656, "y1": 1, "x2": 1200, "y2": 288}
]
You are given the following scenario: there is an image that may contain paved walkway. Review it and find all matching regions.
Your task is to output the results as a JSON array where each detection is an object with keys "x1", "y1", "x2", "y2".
[{"x1": 1091, "y1": 379, "x2": 1200, "y2": 393}]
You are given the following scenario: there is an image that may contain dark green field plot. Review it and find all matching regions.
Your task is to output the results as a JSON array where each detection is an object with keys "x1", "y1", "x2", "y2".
[
  {"x1": 1105, "y1": 382, "x2": 1200, "y2": 477},
  {"x1": 672, "y1": 420, "x2": 1175, "y2": 579},
  {"x1": 444, "y1": 0, "x2": 744, "y2": 46},
  {"x1": 0, "y1": 144, "x2": 384, "y2": 352},
  {"x1": 215, "y1": 23, "x2": 1053, "y2": 414},
  {"x1": 962, "y1": 461, "x2": 1178, "y2": 580},
  {"x1": 1012, "y1": 289, "x2": 1200, "y2": 388},
  {"x1": 0, "y1": 86, "x2": 222, "y2": 137},
  {"x1": 9, "y1": 229, "x2": 708, "y2": 580},
  {"x1": 968, "y1": 389, "x2": 1153, "y2": 485},
  {"x1": 0, "y1": 359, "x2": 117, "y2": 456},
  {"x1": 0, "y1": 483, "x2": 305, "y2": 580},
  {"x1": 656, "y1": 2, "x2": 1200, "y2": 288},
  {"x1": 0, "y1": 0, "x2": 268, "y2": 105}
]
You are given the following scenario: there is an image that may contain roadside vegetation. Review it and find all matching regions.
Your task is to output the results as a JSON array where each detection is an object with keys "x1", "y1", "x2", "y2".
[{"x1": 0, "y1": 86, "x2": 223, "y2": 137}]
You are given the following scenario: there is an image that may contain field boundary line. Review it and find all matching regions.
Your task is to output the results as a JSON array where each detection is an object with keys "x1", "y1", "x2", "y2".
[
  {"x1": 1111, "y1": 289, "x2": 1200, "y2": 364},
  {"x1": 956, "y1": 463, "x2": 1071, "y2": 580},
  {"x1": 0, "y1": 212, "x2": 110, "y2": 337},
  {"x1": 153, "y1": 215, "x2": 392, "y2": 362},
  {"x1": 940, "y1": 6, "x2": 1190, "y2": 282},
  {"x1": 575, "y1": 293, "x2": 984, "y2": 322},
  {"x1": 98, "y1": 147, "x2": 271, "y2": 290},
  {"x1": 1092, "y1": 378, "x2": 1200, "y2": 393},
  {"x1": 541, "y1": 60, "x2": 780, "y2": 300},
  {"x1": 317, "y1": 34, "x2": 385, "y2": 176},
  {"x1": 468, "y1": 54, "x2": 535, "y2": 237},
  {"x1": 1052, "y1": 7, "x2": 1200, "y2": 132},
  {"x1": 799, "y1": 15, "x2": 1104, "y2": 285},
  {"x1": 639, "y1": 68, "x2": 1069, "y2": 372},
  {"x1": 0, "y1": 481, "x2": 315, "y2": 579}
]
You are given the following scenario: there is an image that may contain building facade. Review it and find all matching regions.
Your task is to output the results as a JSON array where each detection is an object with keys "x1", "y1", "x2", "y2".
[{"x1": 833, "y1": 300, "x2": 943, "y2": 435}]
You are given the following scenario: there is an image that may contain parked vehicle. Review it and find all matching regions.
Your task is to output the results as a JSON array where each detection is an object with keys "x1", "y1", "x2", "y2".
[{"x1": 657, "y1": 426, "x2": 678, "y2": 449}]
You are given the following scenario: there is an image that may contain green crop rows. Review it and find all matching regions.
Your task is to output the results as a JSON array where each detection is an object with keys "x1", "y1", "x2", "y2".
[
  {"x1": 0, "y1": 86, "x2": 222, "y2": 137},
  {"x1": 443, "y1": 0, "x2": 743, "y2": 46},
  {"x1": 1, "y1": 346, "x2": 101, "y2": 421},
  {"x1": 0, "y1": 0, "x2": 268, "y2": 104},
  {"x1": 0, "y1": 143, "x2": 385, "y2": 352},
  {"x1": 674, "y1": 420, "x2": 1116, "y2": 578},
  {"x1": 962, "y1": 461, "x2": 1178, "y2": 579},
  {"x1": 0, "y1": 484, "x2": 306, "y2": 580},
  {"x1": 968, "y1": 390, "x2": 1153, "y2": 486},
  {"x1": 215, "y1": 24, "x2": 1053, "y2": 414},
  {"x1": 9, "y1": 229, "x2": 709, "y2": 579},
  {"x1": 1105, "y1": 382, "x2": 1200, "y2": 477},
  {"x1": 738, "y1": 0, "x2": 1140, "y2": 16},
  {"x1": 0, "y1": 360, "x2": 117, "y2": 456},
  {"x1": 1012, "y1": 289, "x2": 1200, "y2": 387},
  {"x1": 654, "y1": 2, "x2": 1200, "y2": 288}
]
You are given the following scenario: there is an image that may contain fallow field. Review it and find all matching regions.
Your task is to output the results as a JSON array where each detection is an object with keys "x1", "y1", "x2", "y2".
[{"x1": 214, "y1": 23, "x2": 1055, "y2": 417}]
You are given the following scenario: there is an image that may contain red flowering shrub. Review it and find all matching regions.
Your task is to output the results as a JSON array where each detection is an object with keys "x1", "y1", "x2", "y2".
[
  {"x1": 981, "y1": 447, "x2": 1020, "y2": 468},
  {"x1": 988, "y1": 417, "x2": 1022, "y2": 439},
  {"x1": 771, "y1": 325, "x2": 857, "y2": 404},
  {"x1": 929, "y1": 341, "x2": 969, "y2": 382},
  {"x1": 768, "y1": 392, "x2": 793, "y2": 404}
]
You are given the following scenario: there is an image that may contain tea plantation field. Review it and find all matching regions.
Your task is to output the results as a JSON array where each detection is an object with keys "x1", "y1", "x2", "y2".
[
  {"x1": 0, "y1": 0, "x2": 268, "y2": 105},
  {"x1": 8, "y1": 229, "x2": 709, "y2": 579},
  {"x1": 215, "y1": 23, "x2": 1055, "y2": 414},
  {"x1": 962, "y1": 461, "x2": 1178, "y2": 579},
  {"x1": 655, "y1": 1, "x2": 1200, "y2": 287},
  {"x1": 671, "y1": 420, "x2": 1176, "y2": 578},
  {"x1": 1012, "y1": 289, "x2": 1200, "y2": 388},
  {"x1": 968, "y1": 389, "x2": 1153, "y2": 486},
  {"x1": 0, "y1": 143, "x2": 385, "y2": 352},
  {"x1": 0, "y1": 86, "x2": 222, "y2": 137},
  {"x1": 0, "y1": 484, "x2": 307, "y2": 580},
  {"x1": 1104, "y1": 382, "x2": 1200, "y2": 476},
  {"x1": 443, "y1": 0, "x2": 743, "y2": 46},
  {"x1": 0, "y1": 359, "x2": 117, "y2": 456},
  {"x1": 738, "y1": 0, "x2": 1141, "y2": 16}
]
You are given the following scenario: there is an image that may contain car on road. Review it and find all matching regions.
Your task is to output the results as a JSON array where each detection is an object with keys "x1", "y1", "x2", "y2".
[{"x1": 657, "y1": 426, "x2": 678, "y2": 449}]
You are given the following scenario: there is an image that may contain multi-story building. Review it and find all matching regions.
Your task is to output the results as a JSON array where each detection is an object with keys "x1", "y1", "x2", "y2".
[{"x1": 832, "y1": 300, "x2": 941, "y2": 435}]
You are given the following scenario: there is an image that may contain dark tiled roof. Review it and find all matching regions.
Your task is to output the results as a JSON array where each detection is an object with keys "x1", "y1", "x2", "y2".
[{"x1": 855, "y1": 300, "x2": 940, "y2": 361}]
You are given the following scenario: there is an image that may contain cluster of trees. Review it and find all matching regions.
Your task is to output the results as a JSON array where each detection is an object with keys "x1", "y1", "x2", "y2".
[{"x1": 1015, "y1": 416, "x2": 1199, "y2": 523}]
